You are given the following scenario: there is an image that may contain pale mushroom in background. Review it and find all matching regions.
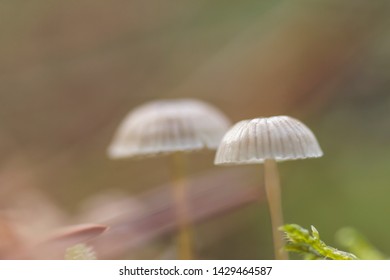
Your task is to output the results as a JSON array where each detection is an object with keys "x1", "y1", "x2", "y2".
[
  {"x1": 214, "y1": 115, "x2": 323, "y2": 260},
  {"x1": 108, "y1": 98, "x2": 231, "y2": 259}
]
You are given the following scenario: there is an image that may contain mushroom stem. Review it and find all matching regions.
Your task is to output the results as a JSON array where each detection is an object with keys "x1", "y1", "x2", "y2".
[
  {"x1": 171, "y1": 152, "x2": 193, "y2": 260},
  {"x1": 264, "y1": 159, "x2": 288, "y2": 260}
]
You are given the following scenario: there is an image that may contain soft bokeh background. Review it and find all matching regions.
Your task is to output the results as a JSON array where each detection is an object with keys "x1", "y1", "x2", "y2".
[{"x1": 0, "y1": 0, "x2": 389, "y2": 259}]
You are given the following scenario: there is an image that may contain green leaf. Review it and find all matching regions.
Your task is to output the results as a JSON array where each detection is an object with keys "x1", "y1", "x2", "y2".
[{"x1": 280, "y1": 224, "x2": 358, "y2": 260}]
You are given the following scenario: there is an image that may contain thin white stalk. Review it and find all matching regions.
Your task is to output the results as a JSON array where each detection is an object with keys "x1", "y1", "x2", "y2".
[
  {"x1": 264, "y1": 159, "x2": 288, "y2": 260},
  {"x1": 171, "y1": 152, "x2": 193, "y2": 260}
]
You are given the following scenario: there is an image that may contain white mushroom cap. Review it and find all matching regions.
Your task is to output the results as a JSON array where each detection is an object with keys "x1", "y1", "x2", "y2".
[
  {"x1": 214, "y1": 116, "x2": 323, "y2": 165},
  {"x1": 108, "y1": 99, "x2": 231, "y2": 159}
]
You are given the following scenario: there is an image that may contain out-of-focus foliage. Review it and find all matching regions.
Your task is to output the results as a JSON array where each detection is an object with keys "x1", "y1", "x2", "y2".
[
  {"x1": 336, "y1": 227, "x2": 387, "y2": 260},
  {"x1": 65, "y1": 243, "x2": 96, "y2": 260}
]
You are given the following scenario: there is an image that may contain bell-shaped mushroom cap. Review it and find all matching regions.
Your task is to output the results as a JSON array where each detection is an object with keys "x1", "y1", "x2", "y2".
[
  {"x1": 214, "y1": 116, "x2": 323, "y2": 165},
  {"x1": 108, "y1": 99, "x2": 231, "y2": 158}
]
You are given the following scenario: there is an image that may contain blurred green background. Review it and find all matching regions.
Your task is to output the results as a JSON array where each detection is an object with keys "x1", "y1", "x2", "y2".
[{"x1": 0, "y1": 0, "x2": 389, "y2": 259}]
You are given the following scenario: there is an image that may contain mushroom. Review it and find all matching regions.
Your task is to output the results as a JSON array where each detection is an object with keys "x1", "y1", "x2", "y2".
[
  {"x1": 108, "y1": 98, "x2": 231, "y2": 259},
  {"x1": 214, "y1": 115, "x2": 323, "y2": 259}
]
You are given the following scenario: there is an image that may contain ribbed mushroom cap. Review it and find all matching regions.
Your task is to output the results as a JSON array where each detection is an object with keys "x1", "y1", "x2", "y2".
[
  {"x1": 214, "y1": 116, "x2": 323, "y2": 165},
  {"x1": 108, "y1": 99, "x2": 231, "y2": 159}
]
